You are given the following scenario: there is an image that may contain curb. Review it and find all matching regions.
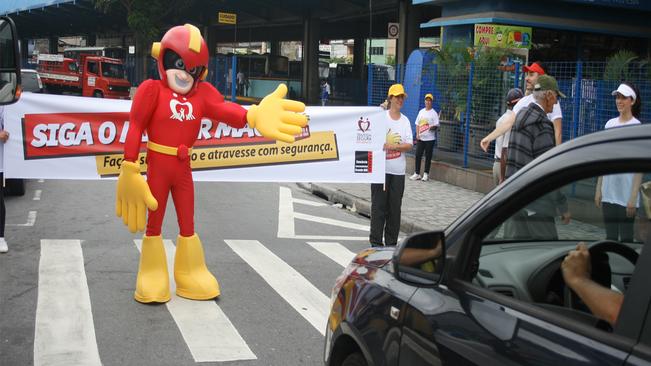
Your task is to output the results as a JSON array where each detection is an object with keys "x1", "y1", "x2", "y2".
[{"x1": 296, "y1": 182, "x2": 431, "y2": 235}]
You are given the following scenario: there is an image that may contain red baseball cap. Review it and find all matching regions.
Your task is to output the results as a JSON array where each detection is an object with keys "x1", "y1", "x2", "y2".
[{"x1": 523, "y1": 62, "x2": 545, "y2": 75}]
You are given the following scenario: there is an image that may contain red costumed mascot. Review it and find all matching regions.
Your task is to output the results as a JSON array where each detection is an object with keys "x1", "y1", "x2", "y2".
[{"x1": 116, "y1": 24, "x2": 307, "y2": 303}]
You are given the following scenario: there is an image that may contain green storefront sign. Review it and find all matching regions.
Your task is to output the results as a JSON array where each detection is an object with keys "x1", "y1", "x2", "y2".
[{"x1": 474, "y1": 24, "x2": 532, "y2": 49}]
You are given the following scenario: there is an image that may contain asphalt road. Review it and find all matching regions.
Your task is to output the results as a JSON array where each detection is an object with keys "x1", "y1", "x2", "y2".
[{"x1": 0, "y1": 179, "x2": 381, "y2": 366}]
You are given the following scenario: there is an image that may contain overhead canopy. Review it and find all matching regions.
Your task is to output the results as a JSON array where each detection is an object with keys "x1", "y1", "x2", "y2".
[
  {"x1": 421, "y1": 10, "x2": 651, "y2": 38},
  {"x1": 0, "y1": 0, "x2": 75, "y2": 14}
]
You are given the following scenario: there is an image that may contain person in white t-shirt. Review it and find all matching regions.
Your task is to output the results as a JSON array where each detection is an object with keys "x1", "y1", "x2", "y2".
[
  {"x1": 370, "y1": 84, "x2": 414, "y2": 247},
  {"x1": 409, "y1": 93, "x2": 439, "y2": 182},
  {"x1": 492, "y1": 88, "x2": 523, "y2": 185},
  {"x1": 480, "y1": 62, "x2": 563, "y2": 152},
  {"x1": 594, "y1": 82, "x2": 643, "y2": 242}
]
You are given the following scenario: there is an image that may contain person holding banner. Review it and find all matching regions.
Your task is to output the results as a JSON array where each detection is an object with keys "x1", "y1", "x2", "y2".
[
  {"x1": 370, "y1": 84, "x2": 414, "y2": 247},
  {"x1": 409, "y1": 93, "x2": 439, "y2": 182},
  {"x1": 116, "y1": 24, "x2": 308, "y2": 303},
  {"x1": 0, "y1": 107, "x2": 7, "y2": 253}
]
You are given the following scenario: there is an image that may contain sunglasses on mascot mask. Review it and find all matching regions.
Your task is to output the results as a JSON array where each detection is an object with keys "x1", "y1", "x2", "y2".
[{"x1": 163, "y1": 50, "x2": 205, "y2": 81}]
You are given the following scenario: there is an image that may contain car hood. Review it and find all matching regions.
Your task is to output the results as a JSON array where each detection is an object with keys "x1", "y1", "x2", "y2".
[{"x1": 352, "y1": 247, "x2": 395, "y2": 268}]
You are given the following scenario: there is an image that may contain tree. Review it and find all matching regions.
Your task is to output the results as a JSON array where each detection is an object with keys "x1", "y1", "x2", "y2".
[{"x1": 93, "y1": 0, "x2": 192, "y2": 82}]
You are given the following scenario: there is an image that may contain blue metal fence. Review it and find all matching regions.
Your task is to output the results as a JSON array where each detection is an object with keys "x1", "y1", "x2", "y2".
[{"x1": 369, "y1": 60, "x2": 651, "y2": 168}]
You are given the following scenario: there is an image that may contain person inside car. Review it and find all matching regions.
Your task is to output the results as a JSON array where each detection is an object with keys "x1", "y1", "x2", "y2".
[{"x1": 561, "y1": 242, "x2": 623, "y2": 326}]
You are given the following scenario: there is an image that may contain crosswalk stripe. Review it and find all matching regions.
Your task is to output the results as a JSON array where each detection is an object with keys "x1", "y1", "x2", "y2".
[
  {"x1": 294, "y1": 212, "x2": 369, "y2": 231},
  {"x1": 292, "y1": 198, "x2": 328, "y2": 207},
  {"x1": 34, "y1": 240, "x2": 102, "y2": 366},
  {"x1": 134, "y1": 239, "x2": 256, "y2": 363},
  {"x1": 224, "y1": 239, "x2": 330, "y2": 335},
  {"x1": 307, "y1": 242, "x2": 356, "y2": 267},
  {"x1": 7, "y1": 211, "x2": 37, "y2": 227}
]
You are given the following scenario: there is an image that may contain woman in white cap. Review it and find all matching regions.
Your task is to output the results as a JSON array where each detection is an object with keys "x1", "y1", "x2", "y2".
[
  {"x1": 409, "y1": 93, "x2": 439, "y2": 182},
  {"x1": 594, "y1": 82, "x2": 643, "y2": 242}
]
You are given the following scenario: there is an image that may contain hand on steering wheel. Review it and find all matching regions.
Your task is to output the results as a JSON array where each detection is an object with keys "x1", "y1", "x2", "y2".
[{"x1": 561, "y1": 240, "x2": 638, "y2": 329}]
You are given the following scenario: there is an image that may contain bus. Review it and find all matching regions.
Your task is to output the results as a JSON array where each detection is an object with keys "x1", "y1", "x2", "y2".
[
  {"x1": 216, "y1": 53, "x2": 298, "y2": 99},
  {"x1": 63, "y1": 46, "x2": 126, "y2": 63}
]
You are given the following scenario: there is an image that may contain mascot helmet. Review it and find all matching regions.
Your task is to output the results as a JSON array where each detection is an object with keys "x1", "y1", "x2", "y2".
[{"x1": 151, "y1": 24, "x2": 209, "y2": 91}]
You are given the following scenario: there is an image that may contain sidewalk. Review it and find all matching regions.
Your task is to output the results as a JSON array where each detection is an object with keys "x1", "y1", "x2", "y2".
[{"x1": 297, "y1": 175, "x2": 486, "y2": 235}]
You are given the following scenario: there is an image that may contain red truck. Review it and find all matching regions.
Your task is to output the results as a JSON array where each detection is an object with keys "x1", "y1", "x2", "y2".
[{"x1": 36, "y1": 53, "x2": 131, "y2": 99}]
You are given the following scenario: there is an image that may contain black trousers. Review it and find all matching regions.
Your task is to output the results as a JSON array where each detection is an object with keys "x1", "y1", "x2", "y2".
[
  {"x1": 414, "y1": 139, "x2": 435, "y2": 175},
  {"x1": 370, "y1": 174, "x2": 405, "y2": 246},
  {"x1": 602, "y1": 202, "x2": 634, "y2": 242}
]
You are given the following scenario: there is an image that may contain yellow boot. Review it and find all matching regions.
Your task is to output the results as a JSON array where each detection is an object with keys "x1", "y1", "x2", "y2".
[
  {"x1": 174, "y1": 233, "x2": 220, "y2": 300},
  {"x1": 134, "y1": 235, "x2": 170, "y2": 303}
]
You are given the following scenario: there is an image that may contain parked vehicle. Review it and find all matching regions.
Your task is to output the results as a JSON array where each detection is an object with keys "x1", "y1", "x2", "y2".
[
  {"x1": 36, "y1": 53, "x2": 130, "y2": 99},
  {"x1": 0, "y1": 17, "x2": 22, "y2": 196},
  {"x1": 20, "y1": 69, "x2": 43, "y2": 93},
  {"x1": 5, "y1": 69, "x2": 43, "y2": 196},
  {"x1": 326, "y1": 124, "x2": 651, "y2": 365}
]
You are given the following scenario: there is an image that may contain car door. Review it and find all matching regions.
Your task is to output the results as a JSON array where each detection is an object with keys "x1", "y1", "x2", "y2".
[{"x1": 399, "y1": 145, "x2": 651, "y2": 365}]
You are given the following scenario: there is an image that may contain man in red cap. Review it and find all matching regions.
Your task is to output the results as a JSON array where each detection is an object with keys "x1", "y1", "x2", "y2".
[{"x1": 480, "y1": 61, "x2": 564, "y2": 152}]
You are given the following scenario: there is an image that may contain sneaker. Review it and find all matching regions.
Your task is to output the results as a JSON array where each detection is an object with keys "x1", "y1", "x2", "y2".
[
  {"x1": 421, "y1": 173, "x2": 429, "y2": 182},
  {"x1": 409, "y1": 173, "x2": 421, "y2": 181},
  {"x1": 0, "y1": 238, "x2": 7, "y2": 253}
]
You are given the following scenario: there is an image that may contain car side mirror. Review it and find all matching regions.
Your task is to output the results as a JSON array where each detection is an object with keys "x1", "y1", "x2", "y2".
[
  {"x1": 0, "y1": 16, "x2": 21, "y2": 105},
  {"x1": 393, "y1": 231, "x2": 445, "y2": 287}
]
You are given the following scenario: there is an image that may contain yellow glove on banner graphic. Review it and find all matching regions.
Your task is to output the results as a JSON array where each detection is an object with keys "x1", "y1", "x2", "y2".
[
  {"x1": 247, "y1": 84, "x2": 308, "y2": 143},
  {"x1": 116, "y1": 161, "x2": 158, "y2": 233},
  {"x1": 386, "y1": 129, "x2": 401, "y2": 145}
]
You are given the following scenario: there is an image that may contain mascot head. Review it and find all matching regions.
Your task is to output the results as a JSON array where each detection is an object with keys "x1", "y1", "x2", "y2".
[{"x1": 151, "y1": 24, "x2": 209, "y2": 95}]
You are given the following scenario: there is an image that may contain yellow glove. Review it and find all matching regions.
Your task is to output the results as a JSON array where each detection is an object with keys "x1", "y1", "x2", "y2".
[
  {"x1": 386, "y1": 129, "x2": 401, "y2": 145},
  {"x1": 246, "y1": 84, "x2": 308, "y2": 143},
  {"x1": 115, "y1": 160, "x2": 158, "y2": 233}
]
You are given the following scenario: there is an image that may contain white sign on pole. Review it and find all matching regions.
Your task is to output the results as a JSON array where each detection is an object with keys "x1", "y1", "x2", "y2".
[{"x1": 388, "y1": 23, "x2": 400, "y2": 39}]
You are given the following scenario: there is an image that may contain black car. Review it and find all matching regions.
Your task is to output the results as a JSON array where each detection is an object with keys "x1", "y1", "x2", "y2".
[{"x1": 325, "y1": 124, "x2": 651, "y2": 365}]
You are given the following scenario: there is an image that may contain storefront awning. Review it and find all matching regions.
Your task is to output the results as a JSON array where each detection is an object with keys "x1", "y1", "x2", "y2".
[{"x1": 421, "y1": 11, "x2": 651, "y2": 38}]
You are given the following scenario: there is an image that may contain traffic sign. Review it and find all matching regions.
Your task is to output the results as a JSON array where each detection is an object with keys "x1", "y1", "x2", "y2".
[
  {"x1": 218, "y1": 12, "x2": 237, "y2": 25},
  {"x1": 387, "y1": 23, "x2": 399, "y2": 39}
]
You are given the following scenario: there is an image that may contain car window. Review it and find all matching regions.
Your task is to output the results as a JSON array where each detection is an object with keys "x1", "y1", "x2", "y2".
[
  {"x1": 477, "y1": 171, "x2": 649, "y2": 335},
  {"x1": 87, "y1": 61, "x2": 98, "y2": 74},
  {"x1": 21, "y1": 71, "x2": 39, "y2": 92}
]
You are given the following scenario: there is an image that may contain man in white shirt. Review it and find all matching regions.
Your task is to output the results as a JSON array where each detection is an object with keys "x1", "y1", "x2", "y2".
[
  {"x1": 492, "y1": 88, "x2": 523, "y2": 185},
  {"x1": 480, "y1": 62, "x2": 563, "y2": 152}
]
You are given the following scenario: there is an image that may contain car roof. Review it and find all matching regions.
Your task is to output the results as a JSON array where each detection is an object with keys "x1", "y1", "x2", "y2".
[
  {"x1": 446, "y1": 123, "x2": 651, "y2": 238},
  {"x1": 509, "y1": 123, "x2": 651, "y2": 182}
]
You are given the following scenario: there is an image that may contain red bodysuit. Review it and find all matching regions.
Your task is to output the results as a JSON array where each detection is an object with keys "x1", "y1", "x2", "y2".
[{"x1": 124, "y1": 79, "x2": 247, "y2": 236}]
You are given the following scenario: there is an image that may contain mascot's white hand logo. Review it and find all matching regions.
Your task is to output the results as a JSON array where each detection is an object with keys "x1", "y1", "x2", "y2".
[{"x1": 169, "y1": 98, "x2": 195, "y2": 121}]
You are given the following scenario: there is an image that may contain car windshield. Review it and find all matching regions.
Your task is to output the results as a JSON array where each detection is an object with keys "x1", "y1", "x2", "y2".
[
  {"x1": 485, "y1": 173, "x2": 650, "y2": 244},
  {"x1": 101, "y1": 62, "x2": 125, "y2": 79}
]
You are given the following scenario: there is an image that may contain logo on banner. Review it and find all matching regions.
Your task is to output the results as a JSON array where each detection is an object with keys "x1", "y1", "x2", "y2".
[
  {"x1": 354, "y1": 151, "x2": 373, "y2": 173},
  {"x1": 356, "y1": 116, "x2": 372, "y2": 144}
]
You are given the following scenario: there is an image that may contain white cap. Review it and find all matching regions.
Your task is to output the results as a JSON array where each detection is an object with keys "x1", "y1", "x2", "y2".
[{"x1": 612, "y1": 84, "x2": 636, "y2": 101}]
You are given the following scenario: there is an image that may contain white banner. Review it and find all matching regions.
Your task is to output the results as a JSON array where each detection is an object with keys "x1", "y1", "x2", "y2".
[{"x1": 4, "y1": 93, "x2": 386, "y2": 183}]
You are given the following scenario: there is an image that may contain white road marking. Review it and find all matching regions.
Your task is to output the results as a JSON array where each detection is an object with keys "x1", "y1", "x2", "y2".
[
  {"x1": 278, "y1": 186, "x2": 369, "y2": 241},
  {"x1": 34, "y1": 240, "x2": 102, "y2": 366},
  {"x1": 292, "y1": 198, "x2": 327, "y2": 207},
  {"x1": 278, "y1": 187, "x2": 296, "y2": 238},
  {"x1": 8, "y1": 211, "x2": 37, "y2": 226},
  {"x1": 307, "y1": 242, "x2": 356, "y2": 267},
  {"x1": 225, "y1": 239, "x2": 329, "y2": 335},
  {"x1": 294, "y1": 212, "x2": 369, "y2": 231},
  {"x1": 38, "y1": 179, "x2": 45, "y2": 183},
  {"x1": 33, "y1": 189, "x2": 42, "y2": 200},
  {"x1": 134, "y1": 239, "x2": 256, "y2": 363}
]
